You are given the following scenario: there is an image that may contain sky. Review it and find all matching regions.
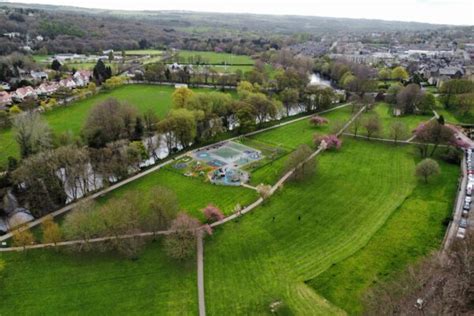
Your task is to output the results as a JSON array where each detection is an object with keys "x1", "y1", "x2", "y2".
[{"x1": 4, "y1": 0, "x2": 474, "y2": 25}]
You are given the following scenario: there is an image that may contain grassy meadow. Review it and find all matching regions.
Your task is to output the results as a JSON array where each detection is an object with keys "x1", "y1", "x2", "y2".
[{"x1": 0, "y1": 85, "x2": 229, "y2": 167}]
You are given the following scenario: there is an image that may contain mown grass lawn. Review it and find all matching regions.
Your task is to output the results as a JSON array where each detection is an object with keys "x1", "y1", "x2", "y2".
[
  {"x1": 0, "y1": 243, "x2": 198, "y2": 315},
  {"x1": 0, "y1": 85, "x2": 227, "y2": 167},
  {"x1": 248, "y1": 105, "x2": 353, "y2": 185},
  {"x1": 175, "y1": 50, "x2": 254, "y2": 65},
  {"x1": 204, "y1": 139, "x2": 438, "y2": 315},
  {"x1": 370, "y1": 103, "x2": 433, "y2": 139},
  {"x1": 96, "y1": 168, "x2": 258, "y2": 221},
  {"x1": 309, "y1": 158, "x2": 459, "y2": 314}
]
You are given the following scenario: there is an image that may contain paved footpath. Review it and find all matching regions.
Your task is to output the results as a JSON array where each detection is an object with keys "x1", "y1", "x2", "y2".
[
  {"x1": 0, "y1": 102, "x2": 350, "y2": 243},
  {"x1": 197, "y1": 231, "x2": 206, "y2": 316}
]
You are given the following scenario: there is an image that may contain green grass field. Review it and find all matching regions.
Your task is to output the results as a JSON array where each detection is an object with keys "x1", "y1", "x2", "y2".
[
  {"x1": 174, "y1": 50, "x2": 254, "y2": 65},
  {"x1": 310, "y1": 157, "x2": 458, "y2": 314},
  {"x1": 96, "y1": 168, "x2": 258, "y2": 221},
  {"x1": 0, "y1": 104, "x2": 459, "y2": 315},
  {"x1": 125, "y1": 50, "x2": 164, "y2": 56},
  {"x1": 203, "y1": 139, "x2": 458, "y2": 315},
  {"x1": 247, "y1": 106, "x2": 353, "y2": 185},
  {"x1": 369, "y1": 103, "x2": 432, "y2": 139},
  {"x1": 0, "y1": 85, "x2": 227, "y2": 167},
  {"x1": 0, "y1": 243, "x2": 198, "y2": 315}
]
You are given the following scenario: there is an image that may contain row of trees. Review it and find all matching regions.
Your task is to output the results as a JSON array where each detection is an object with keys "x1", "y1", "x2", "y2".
[
  {"x1": 11, "y1": 188, "x2": 226, "y2": 260},
  {"x1": 439, "y1": 79, "x2": 474, "y2": 123}
]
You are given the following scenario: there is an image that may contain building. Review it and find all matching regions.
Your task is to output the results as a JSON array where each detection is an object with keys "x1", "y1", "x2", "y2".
[
  {"x1": 11, "y1": 86, "x2": 37, "y2": 102},
  {"x1": 36, "y1": 82, "x2": 59, "y2": 96},
  {"x1": 59, "y1": 78, "x2": 77, "y2": 89},
  {"x1": 30, "y1": 70, "x2": 48, "y2": 81},
  {"x1": 73, "y1": 70, "x2": 92, "y2": 87},
  {"x1": 0, "y1": 91, "x2": 12, "y2": 107}
]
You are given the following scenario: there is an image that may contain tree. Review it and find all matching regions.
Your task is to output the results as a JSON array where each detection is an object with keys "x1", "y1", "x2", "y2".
[
  {"x1": 309, "y1": 116, "x2": 329, "y2": 126},
  {"x1": 93, "y1": 59, "x2": 112, "y2": 84},
  {"x1": 389, "y1": 121, "x2": 409, "y2": 144},
  {"x1": 142, "y1": 187, "x2": 180, "y2": 233},
  {"x1": 172, "y1": 87, "x2": 194, "y2": 109},
  {"x1": 419, "y1": 92, "x2": 435, "y2": 114},
  {"x1": 391, "y1": 66, "x2": 409, "y2": 81},
  {"x1": 12, "y1": 227, "x2": 35, "y2": 250},
  {"x1": 363, "y1": 114, "x2": 382, "y2": 139},
  {"x1": 413, "y1": 120, "x2": 456, "y2": 157},
  {"x1": 202, "y1": 204, "x2": 224, "y2": 223},
  {"x1": 416, "y1": 158, "x2": 440, "y2": 183},
  {"x1": 256, "y1": 184, "x2": 272, "y2": 200},
  {"x1": 82, "y1": 98, "x2": 138, "y2": 148},
  {"x1": 396, "y1": 84, "x2": 423, "y2": 115},
  {"x1": 280, "y1": 88, "x2": 299, "y2": 116},
  {"x1": 62, "y1": 200, "x2": 104, "y2": 246},
  {"x1": 41, "y1": 215, "x2": 62, "y2": 246},
  {"x1": 439, "y1": 79, "x2": 474, "y2": 109},
  {"x1": 51, "y1": 59, "x2": 61, "y2": 71},
  {"x1": 12, "y1": 150, "x2": 67, "y2": 216},
  {"x1": 350, "y1": 115, "x2": 363, "y2": 136},
  {"x1": 378, "y1": 68, "x2": 391, "y2": 82},
  {"x1": 245, "y1": 93, "x2": 280, "y2": 125},
  {"x1": 13, "y1": 112, "x2": 52, "y2": 158},
  {"x1": 313, "y1": 134, "x2": 342, "y2": 150},
  {"x1": 163, "y1": 212, "x2": 201, "y2": 260},
  {"x1": 233, "y1": 101, "x2": 257, "y2": 134},
  {"x1": 364, "y1": 235, "x2": 474, "y2": 315},
  {"x1": 283, "y1": 144, "x2": 317, "y2": 181}
]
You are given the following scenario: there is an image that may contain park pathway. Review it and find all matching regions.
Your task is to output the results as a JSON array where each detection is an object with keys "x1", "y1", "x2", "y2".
[
  {"x1": 197, "y1": 231, "x2": 206, "y2": 316},
  {"x1": 0, "y1": 102, "x2": 351, "y2": 243}
]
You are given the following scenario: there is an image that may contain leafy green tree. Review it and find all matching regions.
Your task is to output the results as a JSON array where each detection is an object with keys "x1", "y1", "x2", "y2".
[{"x1": 391, "y1": 66, "x2": 409, "y2": 81}]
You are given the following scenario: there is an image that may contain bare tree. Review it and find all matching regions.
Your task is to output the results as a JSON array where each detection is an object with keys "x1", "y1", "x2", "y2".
[
  {"x1": 363, "y1": 114, "x2": 382, "y2": 139},
  {"x1": 13, "y1": 112, "x2": 52, "y2": 158},
  {"x1": 163, "y1": 212, "x2": 201, "y2": 260},
  {"x1": 389, "y1": 121, "x2": 409, "y2": 144},
  {"x1": 364, "y1": 234, "x2": 474, "y2": 315}
]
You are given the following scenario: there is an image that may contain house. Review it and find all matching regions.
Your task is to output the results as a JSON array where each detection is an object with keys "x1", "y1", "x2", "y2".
[
  {"x1": 59, "y1": 78, "x2": 77, "y2": 89},
  {"x1": 11, "y1": 86, "x2": 37, "y2": 102},
  {"x1": 30, "y1": 70, "x2": 48, "y2": 81},
  {"x1": 36, "y1": 82, "x2": 59, "y2": 96},
  {"x1": 73, "y1": 70, "x2": 92, "y2": 87},
  {"x1": 0, "y1": 91, "x2": 12, "y2": 107}
]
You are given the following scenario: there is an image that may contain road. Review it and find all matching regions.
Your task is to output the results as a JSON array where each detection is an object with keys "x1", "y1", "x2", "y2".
[{"x1": 442, "y1": 129, "x2": 473, "y2": 253}]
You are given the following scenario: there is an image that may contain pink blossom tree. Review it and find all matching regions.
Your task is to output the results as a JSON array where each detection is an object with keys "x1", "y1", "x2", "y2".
[
  {"x1": 313, "y1": 134, "x2": 342, "y2": 150},
  {"x1": 202, "y1": 204, "x2": 225, "y2": 223},
  {"x1": 309, "y1": 116, "x2": 329, "y2": 126}
]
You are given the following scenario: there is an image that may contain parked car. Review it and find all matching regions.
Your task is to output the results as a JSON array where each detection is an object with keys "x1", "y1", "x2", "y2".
[
  {"x1": 462, "y1": 209, "x2": 469, "y2": 217},
  {"x1": 457, "y1": 227, "x2": 466, "y2": 239},
  {"x1": 463, "y1": 202, "x2": 471, "y2": 210},
  {"x1": 460, "y1": 218, "x2": 468, "y2": 228},
  {"x1": 466, "y1": 196, "x2": 472, "y2": 203}
]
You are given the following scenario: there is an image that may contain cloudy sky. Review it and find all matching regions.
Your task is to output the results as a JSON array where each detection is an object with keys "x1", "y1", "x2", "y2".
[{"x1": 5, "y1": 0, "x2": 474, "y2": 25}]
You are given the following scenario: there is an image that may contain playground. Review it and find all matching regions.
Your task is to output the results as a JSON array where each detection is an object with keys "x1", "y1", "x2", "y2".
[{"x1": 189, "y1": 141, "x2": 264, "y2": 185}]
